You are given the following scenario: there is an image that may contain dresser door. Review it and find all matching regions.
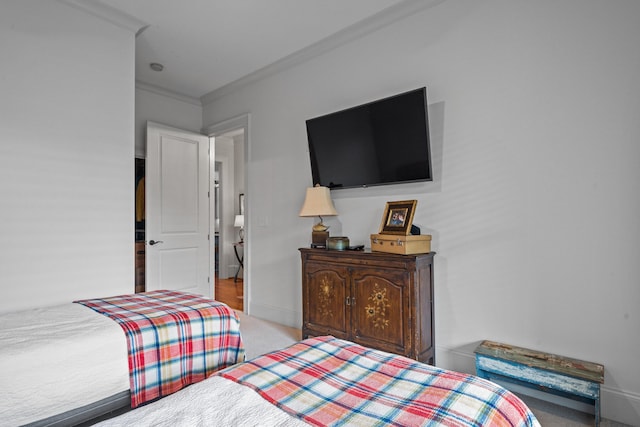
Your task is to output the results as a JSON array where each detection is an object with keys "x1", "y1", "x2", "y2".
[
  {"x1": 351, "y1": 268, "x2": 409, "y2": 355},
  {"x1": 303, "y1": 262, "x2": 350, "y2": 338}
]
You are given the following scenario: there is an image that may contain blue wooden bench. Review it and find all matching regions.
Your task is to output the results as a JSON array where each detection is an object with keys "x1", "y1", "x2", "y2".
[{"x1": 474, "y1": 340, "x2": 604, "y2": 425}]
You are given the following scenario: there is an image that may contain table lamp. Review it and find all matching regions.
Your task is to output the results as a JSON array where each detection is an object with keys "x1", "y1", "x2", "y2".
[
  {"x1": 299, "y1": 185, "x2": 337, "y2": 248},
  {"x1": 234, "y1": 214, "x2": 244, "y2": 242}
]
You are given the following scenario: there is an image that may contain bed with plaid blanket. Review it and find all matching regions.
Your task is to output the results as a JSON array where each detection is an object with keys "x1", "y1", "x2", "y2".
[
  {"x1": 97, "y1": 336, "x2": 540, "y2": 426},
  {"x1": 76, "y1": 290, "x2": 244, "y2": 407},
  {"x1": 219, "y1": 336, "x2": 540, "y2": 427}
]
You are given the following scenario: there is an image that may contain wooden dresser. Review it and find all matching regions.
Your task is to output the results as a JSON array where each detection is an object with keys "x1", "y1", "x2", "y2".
[{"x1": 300, "y1": 248, "x2": 435, "y2": 364}]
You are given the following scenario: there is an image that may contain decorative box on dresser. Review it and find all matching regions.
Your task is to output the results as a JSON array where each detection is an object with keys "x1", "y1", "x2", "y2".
[{"x1": 299, "y1": 248, "x2": 435, "y2": 365}]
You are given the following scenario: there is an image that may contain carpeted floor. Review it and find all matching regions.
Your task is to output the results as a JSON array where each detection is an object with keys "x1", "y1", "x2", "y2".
[
  {"x1": 235, "y1": 311, "x2": 301, "y2": 360},
  {"x1": 519, "y1": 394, "x2": 632, "y2": 427},
  {"x1": 237, "y1": 312, "x2": 632, "y2": 427}
]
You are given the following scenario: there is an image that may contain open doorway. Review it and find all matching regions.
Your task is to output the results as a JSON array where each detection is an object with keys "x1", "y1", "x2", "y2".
[
  {"x1": 213, "y1": 145, "x2": 243, "y2": 311},
  {"x1": 208, "y1": 115, "x2": 248, "y2": 312},
  {"x1": 134, "y1": 158, "x2": 145, "y2": 293}
]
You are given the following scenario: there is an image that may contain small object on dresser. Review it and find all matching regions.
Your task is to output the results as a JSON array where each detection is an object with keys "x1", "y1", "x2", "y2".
[
  {"x1": 379, "y1": 200, "x2": 417, "y2": 235},
  {"x1": 299, "y1": 186, "x2": 338, "y2": 248},
  {"x1": 311, "y1": 230, "x2": 329, "y2": 248},
  {"x1": 327, "y1": 236, "x2": 349, "y2": 251},
  {"x1": 370, "y1": 233, "x2": 431, "y2": 255}
]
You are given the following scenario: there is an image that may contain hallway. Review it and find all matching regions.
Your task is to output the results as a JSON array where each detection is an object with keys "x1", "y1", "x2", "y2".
[{"x1": 215, "y1": 277, "x2": 243, "y2": 311}]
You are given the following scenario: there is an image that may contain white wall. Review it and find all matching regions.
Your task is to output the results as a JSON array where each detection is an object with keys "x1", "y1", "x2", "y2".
[
  {"x1": 0, "y1": 1, "x2": 137, "y2": 312},
  {"x1": 234, "y1": 133, "x2": 245, "y2": 205},
  {"x1": 135, "y1": 85, "x2": 202, "y2": 157},
  {"x1": 202, "y1": 1, "x2": 640, "y2": 423}
]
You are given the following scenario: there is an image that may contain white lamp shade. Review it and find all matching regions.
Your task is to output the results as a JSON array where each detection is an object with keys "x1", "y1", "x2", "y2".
[
  {"x1": 234, "y1": 214, "x2": 244, "y2": 228},
  {"x1": 299, "y1": 186, "x2": 338, "y2": 217}
]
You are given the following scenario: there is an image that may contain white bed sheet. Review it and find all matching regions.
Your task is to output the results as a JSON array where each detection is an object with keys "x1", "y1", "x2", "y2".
[
  {"x1": 95, "y1": 376, "x2": 307, "y2": 427},
  {"x1": 0, "y1": 303, "x2": 129, "y2": 425}
]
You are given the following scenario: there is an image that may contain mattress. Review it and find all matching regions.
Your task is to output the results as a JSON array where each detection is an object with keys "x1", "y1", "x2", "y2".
[
  {"x1": 95, "y1": 376, "x2": 306, "y2": 427},
  {"x1": 0, "y1": 303, "x2": 129, "y2": 426}
]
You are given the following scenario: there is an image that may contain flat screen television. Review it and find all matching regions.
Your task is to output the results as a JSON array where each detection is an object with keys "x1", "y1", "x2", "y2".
[{"x1": 305, "y1": 87, "x2": 432, "y2": 190}]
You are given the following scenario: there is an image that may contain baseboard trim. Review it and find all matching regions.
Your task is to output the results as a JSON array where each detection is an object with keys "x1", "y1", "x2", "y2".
[{"x1": 436, "y1": 345, "x2": 640, "y2": 426}]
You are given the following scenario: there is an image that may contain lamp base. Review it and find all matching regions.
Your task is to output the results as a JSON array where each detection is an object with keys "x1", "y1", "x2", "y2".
[{"x1": 310, "y1": 230, "x2": 329, "y2": 249}]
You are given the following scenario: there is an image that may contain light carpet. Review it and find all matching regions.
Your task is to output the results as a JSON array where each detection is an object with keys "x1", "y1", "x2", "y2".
[{"x1": 235, "y1": 311, "x2": 302, "y2": 360}]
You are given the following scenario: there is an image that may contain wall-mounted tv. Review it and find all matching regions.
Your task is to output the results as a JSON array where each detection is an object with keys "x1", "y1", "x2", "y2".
[{"x1": 305, "y1": 87, "x2": 432, "y2": 190}]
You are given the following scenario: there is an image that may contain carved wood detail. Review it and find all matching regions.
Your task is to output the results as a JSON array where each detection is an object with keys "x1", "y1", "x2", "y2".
[
  {"x1": 365, "y1": 282, "x2": 390, "y2": 330},
  {"x1": 317, "y1": 275, "x2": 335, "y2": 320}
]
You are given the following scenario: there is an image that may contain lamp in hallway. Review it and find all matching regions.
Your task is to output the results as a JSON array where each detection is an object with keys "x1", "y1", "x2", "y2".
[
  {"x1": 299, "y1": 185, "x2": 337, "y2": 248},
  {"x1": 234, "y1": 214, "x2": 244, "y2": 242}
]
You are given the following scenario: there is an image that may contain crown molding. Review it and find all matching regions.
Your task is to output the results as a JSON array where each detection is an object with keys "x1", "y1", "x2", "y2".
[
  {"x1": 58, "y1": 0, "x2": 147, "y2": 34},
  {"x1": 136, "y1": 81, "x2": 202, "y2": 107},
  {"x1": 200, "y1": 0, "x2": 446, "y2": 106}
]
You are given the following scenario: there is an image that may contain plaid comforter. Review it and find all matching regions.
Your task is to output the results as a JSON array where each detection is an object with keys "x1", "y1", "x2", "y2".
[
  {"x1": 76, "y1": 290, "x2": 244, "y2": 407},
  {"x1": 219, "y1": 336, "x2": 540, "y2": 427}
]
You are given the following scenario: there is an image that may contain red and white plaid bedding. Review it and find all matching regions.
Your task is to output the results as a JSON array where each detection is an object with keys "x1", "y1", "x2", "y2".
[
  {"x1": 219, "y1": 336, "x2": 540, "y2": 427},
  {"x1": 76, "y1": 290, "x2": 244, "y2": 407}
]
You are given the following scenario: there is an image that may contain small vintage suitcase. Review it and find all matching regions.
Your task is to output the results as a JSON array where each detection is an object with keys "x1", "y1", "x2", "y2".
[{"x1": 370, "y1": 233, "x2": 431, "y2": 255}]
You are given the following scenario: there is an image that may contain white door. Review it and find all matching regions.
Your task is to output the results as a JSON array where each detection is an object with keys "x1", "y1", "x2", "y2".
[{"x1": 146, "y1": 122, "x2": 211, "y2": 297}]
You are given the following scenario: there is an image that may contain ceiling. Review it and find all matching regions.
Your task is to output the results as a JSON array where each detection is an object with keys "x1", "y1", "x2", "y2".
[{"x1": 92, "y1": 0, "x2": 406, "y2": 101}]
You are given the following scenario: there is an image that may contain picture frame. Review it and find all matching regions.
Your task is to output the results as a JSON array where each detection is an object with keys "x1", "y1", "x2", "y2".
[
  {"x1": 379, "y1": 200, "x2": 417, "y2": 235},
  {"x1": 239, "y1": 193, "x2": 245, "y2": 215}
]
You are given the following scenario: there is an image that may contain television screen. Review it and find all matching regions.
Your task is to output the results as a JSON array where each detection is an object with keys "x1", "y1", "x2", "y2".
[{"x1": 306, "y1": 87, "x2": 432, "y2": 189}]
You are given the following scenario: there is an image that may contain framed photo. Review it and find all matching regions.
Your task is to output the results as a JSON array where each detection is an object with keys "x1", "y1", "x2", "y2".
[{"x1": 379, "y1": 200, "x2": 417, "y2": 235}]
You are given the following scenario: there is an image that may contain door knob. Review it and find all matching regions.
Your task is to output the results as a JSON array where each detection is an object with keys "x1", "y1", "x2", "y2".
[{"x1": 148, "y1": 240, "x2": 163, "y2": 246}]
